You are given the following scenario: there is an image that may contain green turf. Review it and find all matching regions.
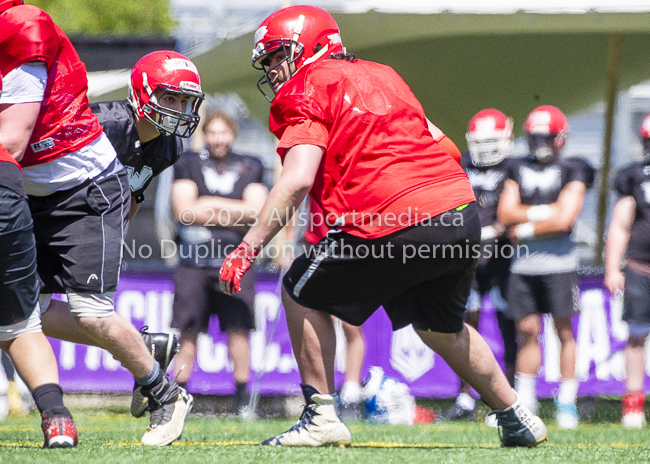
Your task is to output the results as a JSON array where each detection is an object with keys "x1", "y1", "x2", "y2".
[{"x1": 1, "y1": 401, "x2": 649, "y2": 463}]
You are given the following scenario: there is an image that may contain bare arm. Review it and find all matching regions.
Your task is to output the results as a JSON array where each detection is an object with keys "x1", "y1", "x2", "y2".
[
  {"x1": 604, "y1": 196, "x2": 636, "y2": 295},
  {"x1": 0, "y1": 102, "x2": 41, "y2": 161},
  {"x1": 171, "y1": 179, "x2": 268, "y2": 227},
  {"x1": 527, "y1": 181, "x2": 587, "y2": 236},
  {"x1": 128, "y1": 196, "x2": 141, "y2": 222},
  {"x1": 497, "y1": 179, "x2": 542, "y2": 227},
  {"x1": 243, "y1": 144, "x2": 324, "y2": 250}
]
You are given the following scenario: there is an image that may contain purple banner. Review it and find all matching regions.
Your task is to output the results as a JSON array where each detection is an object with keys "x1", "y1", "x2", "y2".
[{"x1": 50, "y1": 274, "x2": 644, "y2": 397}]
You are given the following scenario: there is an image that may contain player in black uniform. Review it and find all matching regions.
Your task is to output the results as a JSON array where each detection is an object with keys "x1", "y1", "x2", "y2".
[
  {"x1": 498, "y1": 105, "x2": 594, "y2": 429},
  {"x1": 170, "y1": 110, "x2": 267, "y2": 416},
  {"x1": 36, "y1": 50, "x2": 205, "y2": 428},
  {"x1": 605, "y1": 113, "x2": 650, "y2": 428},
  {"x1": 439, "y1": 109, "x2": 517, "y2": 422}
]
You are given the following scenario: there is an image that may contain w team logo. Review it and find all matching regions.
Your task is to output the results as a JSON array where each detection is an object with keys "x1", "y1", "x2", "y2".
[
  {"x1": 467, "y1": 169, "x2": 504, "y2": 192},
  {"x1": 202, "y1": 166, "x2": 239, "y2": 195},
  {"x1": 520, "y1": 165, "x2": 562, "y2": 196},
  {"x1": 126, "y1": 166, "x2": 154, "y2": 192}
]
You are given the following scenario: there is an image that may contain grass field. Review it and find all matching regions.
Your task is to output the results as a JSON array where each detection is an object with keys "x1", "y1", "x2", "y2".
[{"x1": 1, "y1": 399, "x2": 649, "y2": 463}]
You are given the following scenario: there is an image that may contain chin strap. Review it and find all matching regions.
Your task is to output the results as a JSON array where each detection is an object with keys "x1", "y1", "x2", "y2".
[{"x1": 290, "y1": 14, "x2": 305, "y2": 63}]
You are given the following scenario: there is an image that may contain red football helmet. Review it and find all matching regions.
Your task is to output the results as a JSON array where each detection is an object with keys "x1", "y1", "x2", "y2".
[
  {"x1": 128, "y1": 50, "x2": 204, "y2": 138},
  {"x1": 639, "y1": 113, "x2": 650, "y2": 159},
  {"x1": 466, "y1": 108, "x2": 513, "y2": 167},
  {"x1": 0, "y1": 0, "x2": 22, "y2": 13},
  {"x1": 524, "y1": 105, "x2": 568, "y2": 163},
  {"x1": 251, "y1": 5, "x2": 344, "y2": 101}
]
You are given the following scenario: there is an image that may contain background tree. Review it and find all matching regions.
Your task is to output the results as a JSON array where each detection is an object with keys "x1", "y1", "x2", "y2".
[{"x1": 29, "y1": 0, "x2": 175, "y2": 36}]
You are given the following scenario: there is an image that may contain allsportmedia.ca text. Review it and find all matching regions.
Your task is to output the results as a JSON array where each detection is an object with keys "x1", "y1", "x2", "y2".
[{"x1": 176, "y1": 206, "x2": 466, "y2": 229}]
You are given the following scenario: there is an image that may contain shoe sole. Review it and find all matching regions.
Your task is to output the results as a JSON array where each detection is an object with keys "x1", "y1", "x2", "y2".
[
  {"x1": 528, "y1": 435, "x2": 548, "y2": 448},
  {"x1": 131, "y1": 387, "x2": 148, "y2": 418},
  {"x1": 46, "y1": 436, "x2": 75, "y2": 448}
]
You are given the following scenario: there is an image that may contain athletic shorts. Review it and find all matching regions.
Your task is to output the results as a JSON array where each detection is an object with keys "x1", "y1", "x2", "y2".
[
  {"x1": 28, "y1": 161, "x2": 130, "y2": 294},
  {"x1": 171, "y1": 265, "x2": 255, "y2": 334},
  {"x1": 622, "y1": 266, "x2": 650, "y2": 326},
  {"x1": 507, "y1": 271, "x2": 580, "y2": 320},
  {"x1": 0, "y1": 188, "x2": 40, "y2": 326},
  {"x1": 283, "y1": 202, "x2": 480, "y2": 334},
  {"x1": 466, "y1": 265, "x2": 510, "y2": 313}
]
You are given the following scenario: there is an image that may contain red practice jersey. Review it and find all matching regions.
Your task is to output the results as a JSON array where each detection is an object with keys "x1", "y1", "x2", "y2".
[
  {"x1": 0, "y1": 145, "x2": 18, "y2": 168},
  {"x1": 0, "y1": 5, "x2": 103, "y2": 167},
  {"x1": 270, "y1": 58, "x2": 475, "y2": 239}
]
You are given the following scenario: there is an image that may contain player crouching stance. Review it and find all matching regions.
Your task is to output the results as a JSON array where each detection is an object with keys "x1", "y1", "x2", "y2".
[{"x1": 220, "y1": 5, "x2": 547, "y2": 448}]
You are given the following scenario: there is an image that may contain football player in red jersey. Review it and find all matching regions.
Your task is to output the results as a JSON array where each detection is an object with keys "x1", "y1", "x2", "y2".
[
  {"x1": 605, "y1": 113, "x2": 650, "y2": 428},
  {"x1": 220, "y1": 6, "x2": 547, "y2": 447},
  {"x1": 498, "y1": 105, "x2": 594, "y2": 429},
  {"x1": 0, "y1": 2, "x2": 192, "y2": 445},
  {"x1": 0, "y1": 70, "x2": 77, "y2": 448}
]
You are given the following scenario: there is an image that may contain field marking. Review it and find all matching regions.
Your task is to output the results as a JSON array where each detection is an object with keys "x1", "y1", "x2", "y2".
[{"x1": 0, "y1": 440, "x2": 645, "y2": 449}]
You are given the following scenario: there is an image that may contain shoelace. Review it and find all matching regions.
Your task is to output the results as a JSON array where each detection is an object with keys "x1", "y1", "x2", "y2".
[
  {"x1": 148, "y1": 380, "x2": 180, "y2": 427},
  {"x1": 285, "y1": 405, "x2": 318, "y2": 434}
]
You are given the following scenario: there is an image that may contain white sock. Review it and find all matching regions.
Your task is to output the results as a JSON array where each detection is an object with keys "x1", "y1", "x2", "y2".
[
  {"x1": 515, "y1": 373, "x2": 537, "y2": 413},
  {"x1": 557, "y1": 379, "x2": 579, "y2": 405},
  {"x1": 340, "y1": 381, "x2": 361, "y2": 404},
  {"x1": 456, "y1": 392, "x2": 476, "y2": 411}
]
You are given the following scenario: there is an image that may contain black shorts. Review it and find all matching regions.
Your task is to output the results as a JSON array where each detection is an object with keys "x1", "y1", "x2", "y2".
[
  {"x1": 622, "y1": 266, "x2": 650, "y2": 326},
  {"x1": 171, "y1": 265, "x2": 255, "y2": 334},
  {"x1": 0, "y1": 188, "x2": 40, "y2": 326},
  {"x1": 507, "y1": 272, "x2": 580, "y2": 320},
  {"x1": 28, "y1": 163, "x2": 130, "y2": 294},
  {"x1": 283, "y1": 202, "x2": 480, "y2": 334}
]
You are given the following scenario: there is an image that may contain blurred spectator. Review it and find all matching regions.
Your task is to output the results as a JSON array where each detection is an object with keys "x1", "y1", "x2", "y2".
[
  {"x1": 498, "y1": 105, "x2": 594, "y2": 429},
  {"x1": 440, "y1": 109, "x2": 517, "y2": 422},
  {"x1": 170, "y1": 111, "x2": 267, "y2": 416},
  {"x1": 604, "y1": 113, "x2": 650, "y2": 428}
]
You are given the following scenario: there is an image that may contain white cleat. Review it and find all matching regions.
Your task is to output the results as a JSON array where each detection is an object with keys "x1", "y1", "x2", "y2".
[
  {"x1": 141, "y1": 381, "x2": 193, "y2": 446},
  {"x1": 622, "y1": 412, "x2": 646, "y2": 429},
  {"x1": 556, "y1": 403, "x2": 579, "y2": 430},
  {"x1": 262, "y1": 391, "x2": 351, "y2": 447}
]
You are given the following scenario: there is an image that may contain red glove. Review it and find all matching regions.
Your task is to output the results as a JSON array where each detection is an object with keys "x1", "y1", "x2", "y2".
[{"x1": 219, "y1": 241, "x2": 259, "y2": 295}]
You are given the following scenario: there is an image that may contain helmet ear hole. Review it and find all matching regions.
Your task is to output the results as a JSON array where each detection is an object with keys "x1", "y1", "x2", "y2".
[{"x1": 314, "y1": 43, "x2": 322, "y2": 54}]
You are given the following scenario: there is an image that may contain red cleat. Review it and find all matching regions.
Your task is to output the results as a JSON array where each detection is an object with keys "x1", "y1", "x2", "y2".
[{"x1": 41, "y1": 409, "x2": 78, "y2": 448}]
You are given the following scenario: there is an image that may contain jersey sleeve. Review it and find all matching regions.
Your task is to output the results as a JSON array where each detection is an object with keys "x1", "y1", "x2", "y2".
[
  {"x1": 0, "y1": 6, "x2": 60, "y2": 75},
  {"x1": 173, "y1": 152, "x2": 193, "y2": 181},
  {"x1": 614, "y1": 164, "x2": 636, "y2": 197},
  {"x1": 566, "y1": 157, "x2": 595, "y2": 189}
]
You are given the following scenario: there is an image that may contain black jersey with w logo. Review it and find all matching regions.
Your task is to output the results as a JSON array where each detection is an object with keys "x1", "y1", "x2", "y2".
[
  {"x1": 505, "y1": 155, "x2": 594, "y2": 275},
  {"x1": 90, "y1": 100, "x2": 182, "y2": 203},
  {"x1": 616, "y1": 161, "x2": 650, "y2": 263}
]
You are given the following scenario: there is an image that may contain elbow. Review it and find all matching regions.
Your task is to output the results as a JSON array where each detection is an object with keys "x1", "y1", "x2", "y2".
[{"x1": 556, "y1": 218, "x2": 575, "y2": 233}]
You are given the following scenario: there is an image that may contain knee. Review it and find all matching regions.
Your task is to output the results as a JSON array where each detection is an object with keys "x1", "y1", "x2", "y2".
[{"x1": 517, "y1": 320, "x2": 540, "y2": 342}]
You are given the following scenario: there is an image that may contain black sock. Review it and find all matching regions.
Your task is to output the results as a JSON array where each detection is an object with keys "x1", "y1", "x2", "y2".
[
  {"x1": 32, "y1": 384, "x2": 70, "y2": 416},
  {"x1": 178, "y1": 382, "x2": 187, "y2": 390},
  {"x1": 301, "y1": 384, "x2": 320, "y2": 405},
  {"x1": 141, "y1": 371, "x2": 165, "y2": 395},
  {"x1": 235, "y1": 382, "x2": 247, "y2": 396}
]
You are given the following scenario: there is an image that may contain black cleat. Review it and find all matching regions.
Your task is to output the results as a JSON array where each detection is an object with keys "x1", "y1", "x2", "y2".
[{"x1": 131, "y1": 328, "x2": 180, "y2": 418}]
